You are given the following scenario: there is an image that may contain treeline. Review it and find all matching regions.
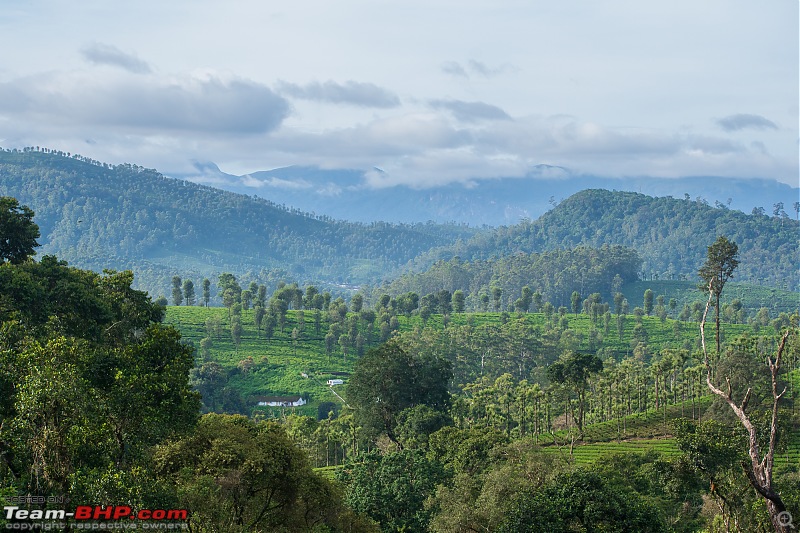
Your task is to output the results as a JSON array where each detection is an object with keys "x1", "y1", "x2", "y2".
[
  {"x1": 380, "y1": 244, "x2": 641, "y2": 310},
  {"x1": 415, "y1": 189, "x2": 799, "y2": 291}
]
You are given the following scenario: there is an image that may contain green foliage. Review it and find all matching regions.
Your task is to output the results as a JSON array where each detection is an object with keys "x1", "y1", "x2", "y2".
[
  {"x1": 0, "y1": 150, "x2": 475, "y2": 294},
  {"x1": 155, "y1": 413, "x2": 377, "y2": 532},
  {"x1": 386, "y1": 245, "x2": 642, "y2": 310},
  {"x1": 499, "y1": 469, "x2": 667, "y2": 532},
  {"x1": 0, "y1": 255, "x2": 199, "y2": 499},
  {"x1": 337, "y1": 449, "x2": 446, "y2": 532},
  {"x1": 0, "y1": 197, "x2": 39, "y2": 264},
  {"x1": 348, "y1": 342, "x2": 452, "y2": 443},
  {"x1": 430, "y1": 189, "x2": 798, "y2": 291}
]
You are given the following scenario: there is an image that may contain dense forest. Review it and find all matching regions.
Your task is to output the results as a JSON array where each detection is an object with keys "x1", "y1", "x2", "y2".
[
  {"x1": 415, "y1": 189, "x2": 799, "y2": 291},
  {"x1": 0, "y1": 148, "x2": 477, "y2": 295},
  {"x1": 380, "y1": 245, "x2": 642, "y2": 310}
]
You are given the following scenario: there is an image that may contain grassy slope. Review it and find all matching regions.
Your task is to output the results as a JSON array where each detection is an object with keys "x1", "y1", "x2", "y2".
[
  {"x1": 165, "y1": 306, "x2": 766, "y2": 413},
  {"x1": 621, "y1": 280, "x2": 799, "y2": 315},
  {"x1": 540, "y1": 372, "x2": 800, "y2": 471}
]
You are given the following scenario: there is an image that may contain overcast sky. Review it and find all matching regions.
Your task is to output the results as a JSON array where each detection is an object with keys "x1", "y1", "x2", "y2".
[{"x1": 0, "y1": 0, "x2": 797, "y2": 187}]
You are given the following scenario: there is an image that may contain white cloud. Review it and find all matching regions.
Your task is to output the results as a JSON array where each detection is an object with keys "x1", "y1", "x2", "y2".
[
  {"x1": 276, "y1": 80, "x2": 400, "y2": 108},
  {"x1": 240, "y1": 175, "x2": 312, "y2": 190},
  {"x1": 428, "y1": 99, "x2": 511, "y2": 122},
  {"x1": 0, "y1": 71, "x2": 290, "y2": 134}
]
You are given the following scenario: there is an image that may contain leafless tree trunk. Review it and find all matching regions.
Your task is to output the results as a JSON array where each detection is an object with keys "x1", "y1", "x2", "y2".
[{"x1": 700, "y1": 280, "x2": 793, "y2": 532}]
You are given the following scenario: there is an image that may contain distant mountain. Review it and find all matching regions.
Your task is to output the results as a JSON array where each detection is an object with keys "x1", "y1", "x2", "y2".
[
  {"x1": 177, "y1": 162, "x2": 799, "y2": 226},
  {"x1": 415, "y1": 189, "x2": 799, "y2": 292},
  {"x1": 1, "y1": 149, "x2": 796, "y2": 301},
  {"x1": 0, "y1": 149, "x2": 477, "y2": 297}
]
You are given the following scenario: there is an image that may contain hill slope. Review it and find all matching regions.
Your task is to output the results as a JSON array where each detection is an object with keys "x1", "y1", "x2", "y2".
[
  {"x1": 418, "y1": 189, "x2": 799, "y2": 291},
  {"x1": 0, "y1": 149, "x2": 477, "y2": 295}
]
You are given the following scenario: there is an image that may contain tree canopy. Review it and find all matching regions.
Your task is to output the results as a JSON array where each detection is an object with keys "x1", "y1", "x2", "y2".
[
  {"x1": 0, "y1": 196, "x2": 39, "y2": 264},
  {"x1": 347, "y1": 342, "x2": 452, "y2": 444}
]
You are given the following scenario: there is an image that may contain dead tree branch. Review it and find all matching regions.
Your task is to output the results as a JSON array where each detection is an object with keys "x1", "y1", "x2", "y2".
[{"x1": 700, "y1": 279, "x2": 793, "y2": 532}]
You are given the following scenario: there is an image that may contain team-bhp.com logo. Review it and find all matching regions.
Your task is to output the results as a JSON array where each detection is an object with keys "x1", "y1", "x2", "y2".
[{"x1": 4, "y1": 505, "x2": 188, "y2": 530}]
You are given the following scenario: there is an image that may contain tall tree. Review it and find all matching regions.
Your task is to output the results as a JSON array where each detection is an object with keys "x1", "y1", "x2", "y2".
[
  {"x1": 171, "y1": 276, "x2": 183, "y2": 306},
  {"x1": 700, "y1": 289, "x2": 796, "y2": 532},
  {"x1": 698, "y1": 236, "x2": 739, "y2": 355},
  {"x1": 491, "y1": 287, "x2": 503, "y2": 312},
  {"x1": 571, "y1": 291, "x2": 581, "y2": 316},
  {"x1": 547, "y1": 351, "x2": 603, "y2": 436},
  {"x1": 0, "y1": 197, "x2": 40, "y2": 264},
  {"x1": 643, "y1": 288, "x2": 653, "y2": 316},
  {"x1": 452, "y1": 290, "x2": 466, "y2": 313},
  {"x1": 182, "y1": 279, "x2": 195, "y2": 306},
  {"x1": 201, "y1": 278, "x2": 211, "y2": 307}
]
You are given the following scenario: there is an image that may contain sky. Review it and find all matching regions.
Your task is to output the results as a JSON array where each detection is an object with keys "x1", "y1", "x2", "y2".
[{"x1": 0, "y1": 0, "x2": 797, "y2": 188}]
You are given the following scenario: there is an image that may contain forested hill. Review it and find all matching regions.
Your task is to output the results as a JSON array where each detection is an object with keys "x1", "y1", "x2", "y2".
[
  {"x1": 419, "y1": 189, "x2": 799, "y2": 291},
  {"x1": 0, "y1": 149, "x2": 477, "y2": 295}
]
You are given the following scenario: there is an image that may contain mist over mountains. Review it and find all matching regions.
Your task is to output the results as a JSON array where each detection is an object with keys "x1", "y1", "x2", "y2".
[{"x1": 178, "y1": 162, "x2": 799, "y2": 226}]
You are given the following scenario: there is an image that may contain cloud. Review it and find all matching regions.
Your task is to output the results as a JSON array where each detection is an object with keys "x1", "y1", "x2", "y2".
[
  {"x1": 81, "y1": 42, "x2": 152, "y2": 74},
  {"x1": 0, "y1": 72, "x2": 290, "y2": 135},
  {"x1": 240, "y1": 175, "x2": 312, "y2": 190},
  {"x1": 429, "y1": 99, "x2": 511, "y2": 122},
  {"x1": 441, "y1": 59, "x2": 512, "y2": 79},
  {"x1": 716, "y1": 113, "x2": 778, "y2": 132},
  {"x1": 440, "y1": 61, "x2": 468, "y2": 78},
  {"x1": 467, "y1": 59, "x2": 507, "y2": 78},
  {"x1": 276, "y1": 80, "x2": 400, "y2": 108}
]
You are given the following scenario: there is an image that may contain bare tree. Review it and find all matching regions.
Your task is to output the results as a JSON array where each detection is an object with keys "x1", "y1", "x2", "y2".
[{"x1": 700, "y1": 280, "x2": 794, "y2": 532}]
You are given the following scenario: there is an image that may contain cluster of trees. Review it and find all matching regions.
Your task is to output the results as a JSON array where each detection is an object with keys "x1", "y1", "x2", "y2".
[
  {"x1": 386, "y1": 245, "x2": 642, "y2": 310},
  {"x1": 0, "y1": 197, "x2": 378, "y2": 531}
]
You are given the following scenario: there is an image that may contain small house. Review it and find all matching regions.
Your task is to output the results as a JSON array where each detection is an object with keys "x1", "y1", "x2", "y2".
[
  {"x1": 326, "y1": 379, "x2": 344, "y2": 386},
  {"x1": 255, "y1": 396, "x2": 307, "y2": 407}
]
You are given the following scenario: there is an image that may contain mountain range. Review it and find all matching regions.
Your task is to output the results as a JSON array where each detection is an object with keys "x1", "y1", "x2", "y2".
[
  {"x1": 0, "y1": 148, "x2": 797, "y2": 300},
  {"x1": 177, "y1": 162, "x2": 799, "y2": 226}
]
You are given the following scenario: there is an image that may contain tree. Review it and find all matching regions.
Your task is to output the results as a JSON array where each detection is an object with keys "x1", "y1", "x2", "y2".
[
  {"x1": 182, "y1": 279, "x2": 195, "y2": 306},
  {"x1": 230, "y1": 316, "x2": 242, "y2": 351},
  {"x1": 569, "y1": 291, "x2": 579, "y2": 316},
  {"x1": 700, "y1": 289, "x2": 797, "y2": 532},
  {"x1": 338, "y1": 449, "x2": 445, "y2": 532},
  {"x1": 452, "y1": 290, "x2": 466, "y2": 313},
  {"x1": 0, "y1": 262, "x2": 199, "y2": 498},
  {"x1": 217, "y1": 273, "x2": 241, "y2": 303},
  {"x1": 201, "y1": 278, "x2": 211, "y2": 307},
  {"x1": 0, "y1": 197, "x2": 40, "y2": 264},
  {"x1": 698, "y1": 236, "x2": 739, "y2": 355},
  {"x1": 240, "y1": 289, "x2": 252, "y2": 310},
  {"x1": 517, "y1": 286, "x2": 532, "y2": 313},
  {"x1": 347, "y1": 342, "x2": 452, "y2": 445},
  {"x1": 351, "y1": 293, "x2": 364, "y2": 313},
  {"x1": 643, "y1": 289, "x2": 653, "y2": 316},
  {"x1": 547, "y1": 351, "x2": 603, "y2": 436},
  {"x1": 155, "y1": 414, "x2": 375, "y2": 532},
  {"x1": 171, "y1": 276, "x2": 183, "y2": 306},
  {"x1": 500, "y1": 470, "x2": 666, "y2": 532},
  {"x1": 492, "y1": 286, "x2": 503, "y2": 311}
]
